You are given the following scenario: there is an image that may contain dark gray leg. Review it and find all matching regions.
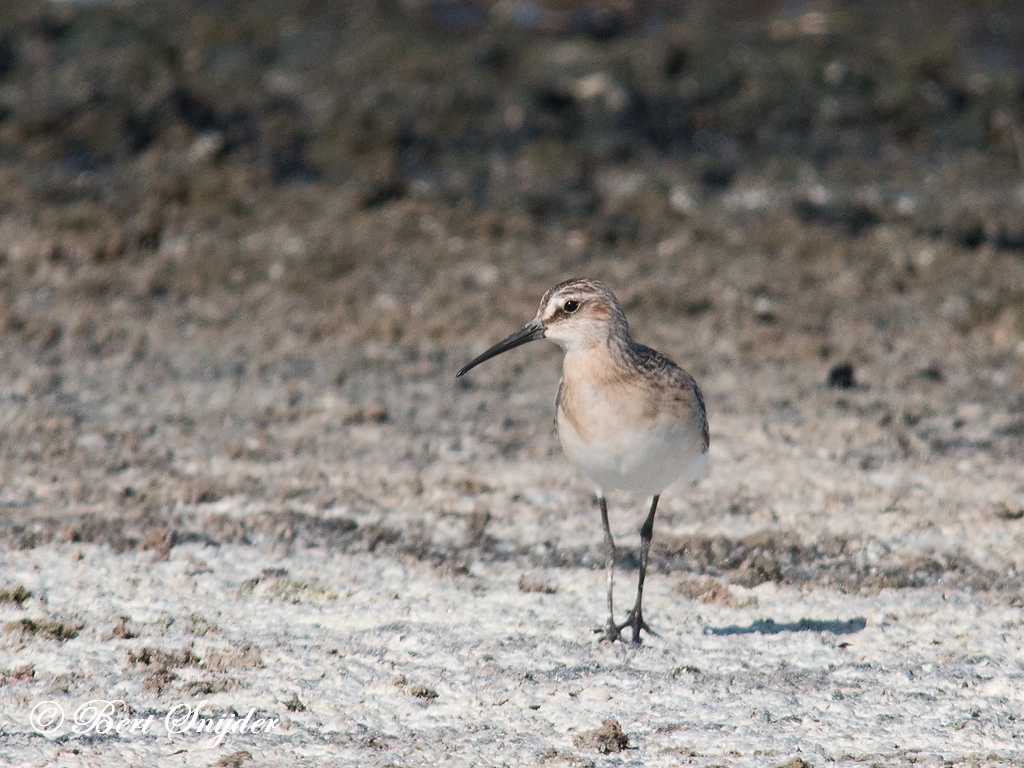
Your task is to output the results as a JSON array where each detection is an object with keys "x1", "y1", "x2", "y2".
[{"x1": 618, "y1": 495, "x2": 660, "y2": 643}]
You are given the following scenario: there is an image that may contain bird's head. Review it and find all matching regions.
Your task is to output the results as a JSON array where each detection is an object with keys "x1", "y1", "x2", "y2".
[{"x1": 456, "y1": 278, "x2": 628, "y2": 377}]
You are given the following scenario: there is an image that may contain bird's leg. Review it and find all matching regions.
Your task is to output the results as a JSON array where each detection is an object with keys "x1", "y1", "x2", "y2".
[
  {"x1": 598, "y1": 495, "x2": 621, "y2": 643},
  {"x1": 618, "y1": 495, "x2": 660, "y2": 644}
]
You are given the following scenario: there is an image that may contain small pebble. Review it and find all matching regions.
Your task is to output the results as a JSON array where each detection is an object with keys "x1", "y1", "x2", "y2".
[{"x1": 827, "y1": 362, "x2": 856, "y2": 389}]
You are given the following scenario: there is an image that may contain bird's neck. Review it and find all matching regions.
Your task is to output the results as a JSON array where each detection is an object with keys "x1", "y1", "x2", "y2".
[{"x1": 562, "y1": 332, "x2": 635, "y2": 384}]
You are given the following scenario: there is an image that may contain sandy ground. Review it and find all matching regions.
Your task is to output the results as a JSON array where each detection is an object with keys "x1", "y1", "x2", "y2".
[{"x1": 1, "y1": 1, "x2": 1024, "y2": 765}]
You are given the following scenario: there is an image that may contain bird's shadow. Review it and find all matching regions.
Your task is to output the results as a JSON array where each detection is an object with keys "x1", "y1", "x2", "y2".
[{"x1": 706, "y1": 616, "x2": 867, "y2": 636}]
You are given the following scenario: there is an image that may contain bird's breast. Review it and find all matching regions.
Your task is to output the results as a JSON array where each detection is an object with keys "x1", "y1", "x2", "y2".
[{"x1": 555, "y1": 357, "x2": 706, "y2": 495}]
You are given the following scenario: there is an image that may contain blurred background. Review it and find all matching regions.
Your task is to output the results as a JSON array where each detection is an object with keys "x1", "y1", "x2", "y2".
[
  {"x1": 0, "y1": 0, "x2": 1022, "y2": 536},
  {"x1": 2, "y1": 0, "x2": 1023, "y2": 336}
]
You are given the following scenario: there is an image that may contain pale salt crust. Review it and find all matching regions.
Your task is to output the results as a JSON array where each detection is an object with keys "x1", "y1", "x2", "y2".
[
  {"x1": 0, "y1": 335, "x2": 1022, "y2": 766},
  {"x1": 0, "y1": 514, "x2": 1021, "y2": 766}
]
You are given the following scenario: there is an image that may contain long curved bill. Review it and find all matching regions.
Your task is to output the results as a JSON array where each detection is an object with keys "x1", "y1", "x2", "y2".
[{"x1": 456, "y1": 317, "x2": 545, "y2": 377}]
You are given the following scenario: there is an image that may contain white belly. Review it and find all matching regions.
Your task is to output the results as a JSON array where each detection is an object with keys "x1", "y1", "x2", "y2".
[{"x1": 557, "y1": 412, "x2": 707, "y2": 497}]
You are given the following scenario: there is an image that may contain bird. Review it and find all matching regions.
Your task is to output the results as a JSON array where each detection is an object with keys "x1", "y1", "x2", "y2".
[{"x1": 456, "y1": 278, "x2": 709, "y2": 643}]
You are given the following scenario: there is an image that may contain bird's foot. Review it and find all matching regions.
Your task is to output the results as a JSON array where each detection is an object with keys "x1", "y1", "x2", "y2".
[
  {"x1": 616, "y1": 610, "x2": 657, "y2": 645},
  {"x1": 594, "y1": 613, "x2": 656, "y2": 644},
  {"x1": 594, "y1": 618, "x2": 623, "y2": 643}
]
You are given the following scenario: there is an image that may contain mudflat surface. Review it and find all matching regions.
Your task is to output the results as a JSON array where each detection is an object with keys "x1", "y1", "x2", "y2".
[{"x1": 0, "y1": 1, "x2": 1023, "y2": 765}]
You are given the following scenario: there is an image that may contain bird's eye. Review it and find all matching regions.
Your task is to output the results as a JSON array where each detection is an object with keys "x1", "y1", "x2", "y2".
[{"x1": 563, "y1": 300, "x2": 580, "y2": 314}]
